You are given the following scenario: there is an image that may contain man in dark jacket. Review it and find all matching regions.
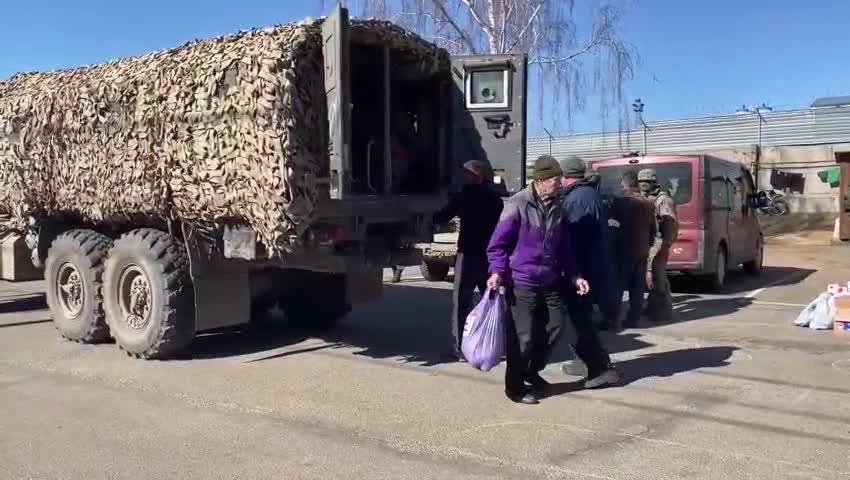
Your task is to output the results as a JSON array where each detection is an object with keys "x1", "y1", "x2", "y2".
[
  {"x1": 556, "y1": 155, "x2": 620, "y2": 389},
  {"x1": 487, "y1": 155, "x2": 589, "y2": 405},
  {"x1": 614, "y1": 171, "x2": 657, "y2": 328},
  {"x1": 434, "y1": 160, "x2": 504, "y2": 360}
]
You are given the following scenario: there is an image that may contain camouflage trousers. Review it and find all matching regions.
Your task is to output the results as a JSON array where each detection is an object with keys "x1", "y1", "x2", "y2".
[{"x1": 645, "y1": 241, "x2": 674, "y2": 322}]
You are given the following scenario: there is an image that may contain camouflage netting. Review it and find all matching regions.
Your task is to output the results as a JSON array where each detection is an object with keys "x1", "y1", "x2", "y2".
[{"x1": 0, "y1": 17, "x2": 448, "y2": 256}]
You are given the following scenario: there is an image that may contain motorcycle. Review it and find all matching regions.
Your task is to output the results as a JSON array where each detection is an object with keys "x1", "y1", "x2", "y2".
[{"x1": 756, "y1": 190, "x2": 789, "y2": 216}]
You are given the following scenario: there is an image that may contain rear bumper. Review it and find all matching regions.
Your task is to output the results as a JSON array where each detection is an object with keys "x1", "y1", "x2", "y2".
[{"x1": 666, "y1": 261, "x2": 705, "y2": 274}]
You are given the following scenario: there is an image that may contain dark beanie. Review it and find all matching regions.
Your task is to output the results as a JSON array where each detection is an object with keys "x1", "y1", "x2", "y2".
[
  {"x1": 559, "y1": 155, "x2": 587, "y2": 178},
  {"x1": 532, "y1": 155, "x2": 563, "y2": 181}
]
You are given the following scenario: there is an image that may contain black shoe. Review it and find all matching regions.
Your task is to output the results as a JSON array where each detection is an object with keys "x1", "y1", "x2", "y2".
[
  {"x1": 508, "y1": 391, "x2": 540, "y2": 405},
  {"x1": 444, "y1": 347, "x2": 466, "y2": 362},
  {"x1": 584, "y1": 367, "x2": 621, "y2": 389},
  {"x1": 525, "y1": 373, "x2": 551, "y2": 397}
]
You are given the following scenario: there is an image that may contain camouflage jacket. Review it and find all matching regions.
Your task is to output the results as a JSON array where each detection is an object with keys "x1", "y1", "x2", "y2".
[{"x1": 646, "y1": 188, "x2": 678, "y2": 244}]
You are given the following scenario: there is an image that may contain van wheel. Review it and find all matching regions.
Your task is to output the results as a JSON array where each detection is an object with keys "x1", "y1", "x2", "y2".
[
  {"x1": 44, "y1": 230, "x2": 113, "y2": 344},
  {"x1": 103, "y1": 229, "x2": 195, "y2": 359},
  {"x1": 711, "y1": 246, "x2": 728, "y2": 292},
  {"x1": 743, "y1": 237, "x2": 764, "y2": 276},
  {"x1": 420, "y1": 260, "x2": 450, "y2": 282}
]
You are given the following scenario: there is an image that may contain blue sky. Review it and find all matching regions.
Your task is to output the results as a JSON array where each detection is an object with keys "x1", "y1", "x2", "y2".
[{"x1": 2, "y1": 0, "x2": 848, "y2": 135}]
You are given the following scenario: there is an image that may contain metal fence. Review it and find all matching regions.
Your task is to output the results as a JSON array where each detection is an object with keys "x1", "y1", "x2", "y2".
[{"x1": 527, "y1": 105, "x2": 850, "y2": 162}]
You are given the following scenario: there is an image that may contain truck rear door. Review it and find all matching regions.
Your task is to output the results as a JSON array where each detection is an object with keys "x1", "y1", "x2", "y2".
[
  {"x1": 449, "y1": 54, "x2": 528, "y2": 193},
  {"x1": 322, "y1": 4, "x2": 352, "y2": 199}
]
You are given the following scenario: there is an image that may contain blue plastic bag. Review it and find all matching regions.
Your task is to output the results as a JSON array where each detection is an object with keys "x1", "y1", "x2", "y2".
[{"x1": 461, "y1": 288, "x2": 506, "y2": 371}]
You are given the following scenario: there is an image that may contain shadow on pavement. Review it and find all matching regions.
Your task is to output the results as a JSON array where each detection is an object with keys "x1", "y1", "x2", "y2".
[
  {"x1": 187, "y1": 283, "x2": 656, "y2": 365},
  {"x1": 0, "y1": 294, "x2": 47, "y2": 314},
  {"x1": 186, "y1": 324, "x2": 312, "y2": 361},
  {"x1": 0, "y1": 318, "x2": 53, "y2": 329},
  {"x1": 615, "y1": 346, "x2": 736, "y2": 385},
  {"x1": 546, "y1": 346, "x2": 736, "y2": 396},
  {"x1": 669, "y1": 295, "x2": 754, "y2": 323},
  {"x1": 670, "y1": 266, "x2": 816, "y2": 295}
]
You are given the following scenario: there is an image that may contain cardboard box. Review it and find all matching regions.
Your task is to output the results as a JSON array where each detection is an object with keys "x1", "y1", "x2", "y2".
[{"x1": 833, "y1": 296, "x2": 850, "y2": 334}]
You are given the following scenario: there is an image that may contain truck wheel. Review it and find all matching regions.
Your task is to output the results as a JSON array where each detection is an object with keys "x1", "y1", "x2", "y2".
[
  {"x1": 743, "y1": 237, "x2": 764, "y2": 276},
  {"x1": 281, "y1": 273, "x2": 349, "y2": 331},
  {"x1": 420, "y1": 260, "x2": 450, "y2": 282},
  {"x1": 103, "y1": 229, "x2": 195, "y2": 359},
  {"x1": 44, "y1": 230, "x2": 113, "y2": 344}
]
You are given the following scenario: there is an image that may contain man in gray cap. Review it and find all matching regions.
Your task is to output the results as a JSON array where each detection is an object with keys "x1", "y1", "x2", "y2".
[
  {"x1": 638, "y1": 168, "x2": 678, "y2": 322},
  {"x1": 557, "y1": 155, "x2": 620, "y2": 389},
  {"x1": 487, "y1": 155, "x2": 588, "y2": 404}
]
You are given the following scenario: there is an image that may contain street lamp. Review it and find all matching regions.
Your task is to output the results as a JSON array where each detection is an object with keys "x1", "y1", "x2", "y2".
[
  {"x1": 632, "y1": 98, "x2": 647, "y2": 156},
  {"x1": 542, "y1": 127, "x2": 554, "y2": 156}
]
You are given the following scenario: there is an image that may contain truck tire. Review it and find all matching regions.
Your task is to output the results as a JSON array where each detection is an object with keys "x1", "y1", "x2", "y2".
[
  {"x1": 44, "y1": 229, "x2": 113, "y2": 344},
  {"x1": 103, "y1": 229, "x2": 195, "y2": 359},
  {"x1": 420, "y1": 260, "x2": 450, "y2": 282},
  {"x1": 281, "y1": 272, "x2": 349, "y2": 331}
]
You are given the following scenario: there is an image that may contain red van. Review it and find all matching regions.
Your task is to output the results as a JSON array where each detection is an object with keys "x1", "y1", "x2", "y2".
[{"x1": 591, "y1": 154, "x2": 763, "y2": 291}]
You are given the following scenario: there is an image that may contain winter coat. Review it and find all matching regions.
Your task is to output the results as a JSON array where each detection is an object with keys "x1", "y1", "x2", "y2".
[{"x1": 487, "y1": 185, "x2": 578, "y2": 289}]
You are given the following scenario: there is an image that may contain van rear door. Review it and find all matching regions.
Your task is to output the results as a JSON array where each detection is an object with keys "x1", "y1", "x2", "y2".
[
  {"x1": 593, "y1": 156, "x2": 703, "y2": 268},
  {"x1": 449, "y1": 54, "x2": 527, "y2": 193}
]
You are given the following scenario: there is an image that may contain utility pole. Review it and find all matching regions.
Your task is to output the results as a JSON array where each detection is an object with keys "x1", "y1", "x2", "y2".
[
  {"x1": 737, "y1": 103, "x2": 773, "y2": 189},
  {"x1": 632, "y1": 98, "x2": 647, "y2": 156},
  {"x1": 542, "y1": 127, "x2": 554, "y2": 156}
]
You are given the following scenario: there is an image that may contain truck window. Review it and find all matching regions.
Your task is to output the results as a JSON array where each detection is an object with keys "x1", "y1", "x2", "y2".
[{"x1": 465, "y1": 69, "x2": 509, "y2": 109}]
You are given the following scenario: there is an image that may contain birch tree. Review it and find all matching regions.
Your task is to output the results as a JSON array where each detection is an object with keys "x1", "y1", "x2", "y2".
[{"x1": 320, "y1": 0, "x2": 637, "y2": 129}]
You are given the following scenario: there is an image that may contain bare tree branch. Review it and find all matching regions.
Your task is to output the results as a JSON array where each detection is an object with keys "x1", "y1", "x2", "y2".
[
  {"x1": 459, "y1": 0, "x2": 496, "y2": 47},
  {"x1": 528, "y1": 43, "x2": 594, "y2": 65},
  {"x1": 321, "y1": 0, "x2": 638, "y2": 129},
  {"x1": 506, "y1": 0, "x2": 545, "y2": 53},
  {"x1": 432, "y1": 0, "x2": 479, "y2": 53}
]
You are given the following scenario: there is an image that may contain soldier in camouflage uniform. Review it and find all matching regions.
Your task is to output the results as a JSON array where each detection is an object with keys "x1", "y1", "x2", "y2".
[{"x1": 638, "y1": 168, "x2": 679, "y2": 322}]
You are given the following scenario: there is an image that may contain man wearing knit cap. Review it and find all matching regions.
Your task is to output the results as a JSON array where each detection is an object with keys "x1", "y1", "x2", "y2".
[
  {"x1": 557, "y1": 155, "x2": 620, "y2": 389},
  {"x1": 487, "y1": 155, "x2": 588, "y2": 405},
  {"x1": 434, "y1": 159, "x2": 504, "y2": 361}
]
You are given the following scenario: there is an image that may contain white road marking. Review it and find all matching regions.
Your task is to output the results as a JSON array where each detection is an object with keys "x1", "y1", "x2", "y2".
[
  {"x1": 750, "y1": 300, "x2": 807, "y2": 308},
  {"x1": 744, "y1": 270, "x2": 810, "y2": 299}
]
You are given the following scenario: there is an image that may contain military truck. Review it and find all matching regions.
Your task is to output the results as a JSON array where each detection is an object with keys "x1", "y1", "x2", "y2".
[{"x1": 0, "y1": 6, "x2": 528, "y2": 358}]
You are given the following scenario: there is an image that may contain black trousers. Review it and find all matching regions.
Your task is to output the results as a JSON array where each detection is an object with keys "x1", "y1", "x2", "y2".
[
  {"x1": 504, "y1": 286, "x2": 565, "y2": 396},
  {"x1": 563, "y1": 287, "x2": 612, "y2": 376},
  {"x1": 619, "y1": 255, "x2": 648, "y2": 328},
  {"x1": 451, "y1": 253, "x2": 488, "y2": 352}
]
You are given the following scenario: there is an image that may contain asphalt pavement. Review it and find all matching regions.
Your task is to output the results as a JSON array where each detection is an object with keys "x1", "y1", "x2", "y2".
[{"x1": 1, "y1": 245, "x2": 849, "y2": 479}]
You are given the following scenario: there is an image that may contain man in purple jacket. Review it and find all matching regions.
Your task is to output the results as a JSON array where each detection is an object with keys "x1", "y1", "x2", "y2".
[{"x1": 487, "y1": 155, "x2": 590, "y2": 405}]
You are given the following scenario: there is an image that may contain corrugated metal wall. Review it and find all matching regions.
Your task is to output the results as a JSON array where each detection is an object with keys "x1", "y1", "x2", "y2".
[{"x1": 527, "y1": 105, "x2": 850, "y2": 161}]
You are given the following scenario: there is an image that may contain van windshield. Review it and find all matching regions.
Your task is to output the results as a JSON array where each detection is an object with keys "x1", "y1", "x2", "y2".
[{"x1": 595, "y1": 162, "x2": 693, "y2": 204}]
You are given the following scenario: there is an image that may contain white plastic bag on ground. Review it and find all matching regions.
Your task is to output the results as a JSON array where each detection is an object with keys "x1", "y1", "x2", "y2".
[
  {"x1": 794, "y1": 295, "x2": 822, "y2": 327},
  {"x1": 809, "y1": 294, "x2": 835, "y2": 330}
]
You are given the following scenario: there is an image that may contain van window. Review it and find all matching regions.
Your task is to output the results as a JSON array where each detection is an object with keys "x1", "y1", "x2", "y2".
[
  {"x1": 711, "y1": 177, "x2": 731, "y2": 209},
  {"x1": 596, "y1": 162, "x2": 693, "y2": 204}
]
